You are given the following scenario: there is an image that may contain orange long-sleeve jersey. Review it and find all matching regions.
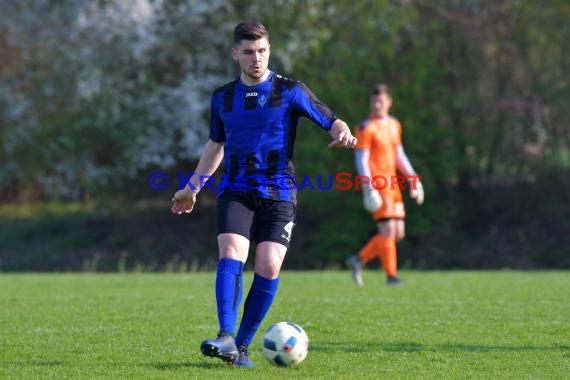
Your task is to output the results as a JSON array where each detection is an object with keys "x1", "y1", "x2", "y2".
[
  {"x1": 354, "y1": 115, "x2": 405, "y2": 220},
  {"x1": 354, "y1": 115, "x2": 402, "y2": 178}
]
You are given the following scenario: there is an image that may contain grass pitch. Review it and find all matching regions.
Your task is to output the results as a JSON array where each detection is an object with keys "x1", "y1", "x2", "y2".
[{"x1": 1, "y1": 271, "x2": 569, "y2": 379}]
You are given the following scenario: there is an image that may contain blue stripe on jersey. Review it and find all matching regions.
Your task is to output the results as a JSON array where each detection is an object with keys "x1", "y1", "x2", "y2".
[{"x1": 209, "y1": 71, "x2": 337, "y2": 203}]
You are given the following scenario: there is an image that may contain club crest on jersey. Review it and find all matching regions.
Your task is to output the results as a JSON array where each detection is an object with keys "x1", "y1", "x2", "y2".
[{"x1": 258, "y1": 94, "x2": 267, "y2": 107}]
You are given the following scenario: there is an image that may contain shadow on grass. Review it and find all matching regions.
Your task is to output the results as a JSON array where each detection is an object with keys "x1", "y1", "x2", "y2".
[
  {"x1": 311, "y1": 341, "x2": 569, "y2": 353},
  {"x1": 150, "y1": 360, "x2": 229, "y2": 370}
]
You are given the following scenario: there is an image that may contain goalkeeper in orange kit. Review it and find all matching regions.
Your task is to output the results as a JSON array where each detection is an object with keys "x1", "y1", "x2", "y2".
[{"x1": 347, "y1": 83, "x2": 424, "y2": 285}]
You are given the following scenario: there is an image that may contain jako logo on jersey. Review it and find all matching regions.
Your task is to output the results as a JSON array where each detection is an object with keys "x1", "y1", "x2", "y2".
[{"x1": 245, "y1": 91, "x2": 258, "y2": 97}]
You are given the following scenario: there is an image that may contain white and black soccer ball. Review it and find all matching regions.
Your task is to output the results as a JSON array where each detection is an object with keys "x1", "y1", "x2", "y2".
[{"x1": 262, "y1": 321, "x2": 309, "y2": 366}]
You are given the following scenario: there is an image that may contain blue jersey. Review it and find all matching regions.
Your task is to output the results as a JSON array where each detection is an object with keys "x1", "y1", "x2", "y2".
[{"x1": 210, "y1": 71, "x2": 337, "y2": 203}]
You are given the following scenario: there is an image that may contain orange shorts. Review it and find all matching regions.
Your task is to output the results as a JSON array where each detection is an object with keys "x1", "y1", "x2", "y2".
[{"x1": 371, "y1": 188, "x2": 405, "y2": 221}]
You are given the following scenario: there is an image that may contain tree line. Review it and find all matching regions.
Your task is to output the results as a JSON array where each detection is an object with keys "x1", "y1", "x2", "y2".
[{"x1": 1, "y1": 0, "x2": 568, "y2": 269}]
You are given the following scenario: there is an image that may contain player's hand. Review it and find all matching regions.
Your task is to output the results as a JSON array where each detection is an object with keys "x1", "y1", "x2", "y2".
[
  {"x1": 362, "y1": 185, "x2": 382, "y2": 213},
  {"x1": 328, "y1": 130, "x2": 357, "y2": 149},
  {"x1": 171, "y1": 187, "x2": 198, "y2": 215},
  {"x1": 409, "y1": 179, "x2": 424, "y2": 205},
  {"x1": 328, "y1": 120, "x2": 358, "y2": 149}
]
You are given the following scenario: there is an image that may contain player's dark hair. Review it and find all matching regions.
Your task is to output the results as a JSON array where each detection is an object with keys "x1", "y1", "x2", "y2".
[
  {"x1": 233, "y1": 20, "x2": 269, "y2": 44},
  {"x1": 372, "y1": 83, "x2": 391, "y2": 97}
]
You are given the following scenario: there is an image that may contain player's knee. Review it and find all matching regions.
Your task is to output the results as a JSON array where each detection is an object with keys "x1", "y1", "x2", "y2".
[
  {"x1": 255, "y1": 263, "x2": 280, "y2": 279},
  {"x1": 218, "y1": 234, "x2": 250, "y2": 260},
  {"x1": 219, "y1": 245, "x2": 247, "y2": 261}
]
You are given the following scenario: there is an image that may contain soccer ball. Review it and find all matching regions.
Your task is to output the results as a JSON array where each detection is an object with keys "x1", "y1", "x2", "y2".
[{"x1": 261, "y1": 321, "x2": 309, "y2": 366}]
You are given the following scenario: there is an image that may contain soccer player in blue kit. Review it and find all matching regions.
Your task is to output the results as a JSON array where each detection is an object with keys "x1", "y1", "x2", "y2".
[{"x1": 171, "y1": 20, "x2": 357, "y2": 367}]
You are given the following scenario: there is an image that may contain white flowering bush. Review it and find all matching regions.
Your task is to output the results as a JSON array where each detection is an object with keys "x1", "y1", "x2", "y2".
[{"x1": 0, "y1": 0, "x2": 236, "y2": 199}]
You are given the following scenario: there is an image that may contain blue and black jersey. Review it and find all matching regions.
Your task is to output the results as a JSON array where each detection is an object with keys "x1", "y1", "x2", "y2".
[{"x1": 210, "y1": 71, "x2": 337, "y2": 203}]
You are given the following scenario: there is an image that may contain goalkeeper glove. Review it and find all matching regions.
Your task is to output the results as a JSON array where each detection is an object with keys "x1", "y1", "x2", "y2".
[
  {"x1": 362, "y1": 185, "x2": 382, "y2": 213},
  {"x1": 409, "y1": 179, "x2": 424, "y2": 205}
]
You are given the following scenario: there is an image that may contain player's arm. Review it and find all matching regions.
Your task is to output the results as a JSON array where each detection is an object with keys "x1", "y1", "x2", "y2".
[
  {"x1": 171, "y1": 139, "x2": 224, "y2": 215},
  {"x1": 396, "y1": 144, "x2": 424, "y2": 205},
  {"x1": 328, "y1": 119, "x2": 357, "y2": 149},
  {"x1": 354, "y1": 149, "x2": 372, "y2": 178},
  {"x1": 355, "y1": 149, "x2": 382, "y2": 212},
  {"x1": 291, "y1": 83, "x2": 356, "y2": 149}
]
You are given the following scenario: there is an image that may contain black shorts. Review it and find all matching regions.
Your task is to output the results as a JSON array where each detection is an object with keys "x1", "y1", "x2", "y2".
[{"x1": 216, "y1": 191, "x2": 296, "y2": 247}]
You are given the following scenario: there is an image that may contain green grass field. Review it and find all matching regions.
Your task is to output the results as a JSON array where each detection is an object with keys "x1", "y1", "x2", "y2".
[{"x1": 1, "y1": 271, "x2": 569, "y2": 379}]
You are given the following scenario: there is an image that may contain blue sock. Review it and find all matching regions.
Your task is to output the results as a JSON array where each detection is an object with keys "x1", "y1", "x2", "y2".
[
  {"x1": 235, "y1": 273, "x2": 279, "y2": 347},
  {"x1": 215, "y1": 258, "x2": 244, "y2": 335}
]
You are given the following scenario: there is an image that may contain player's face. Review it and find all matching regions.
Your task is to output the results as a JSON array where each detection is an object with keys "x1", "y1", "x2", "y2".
[
  {"x1": 370, "y1": 93, "x2": 392, "y2": 117},
  {"x1": 232, "y1": 37, "x2": 270, "y2": 85}
]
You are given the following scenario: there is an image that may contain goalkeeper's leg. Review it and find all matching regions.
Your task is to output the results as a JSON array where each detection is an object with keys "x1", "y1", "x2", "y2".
[{"x1": 377, "y1": 219, "x2": 405, "y2": 285}]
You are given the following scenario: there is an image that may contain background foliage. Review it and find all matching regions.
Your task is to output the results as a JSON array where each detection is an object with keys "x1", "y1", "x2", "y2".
[{"x1": 1, "y1": 0, "x2": 568, "y2": 271}]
